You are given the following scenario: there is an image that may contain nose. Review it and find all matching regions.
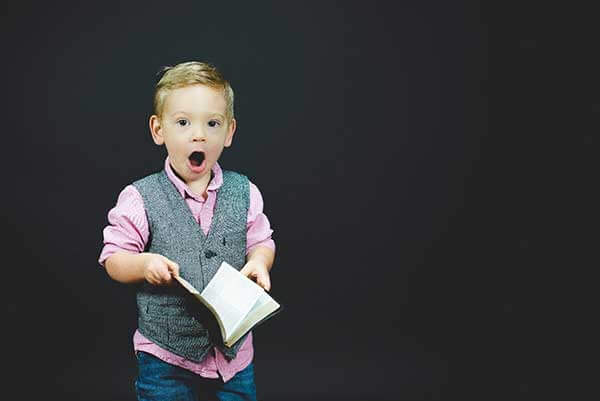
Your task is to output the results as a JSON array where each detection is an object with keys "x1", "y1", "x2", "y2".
[{"x1": 191, "y1": 127, "x2": 206, "y2": 142}]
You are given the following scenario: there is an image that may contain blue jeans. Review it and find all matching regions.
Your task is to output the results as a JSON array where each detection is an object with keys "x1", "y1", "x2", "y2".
[{"x1": 135, "y1": 351, "x2": 258, "y2": 401}]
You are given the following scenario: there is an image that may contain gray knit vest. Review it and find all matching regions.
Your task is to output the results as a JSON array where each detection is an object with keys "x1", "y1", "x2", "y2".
[{"x1": 132, "y1": 169, "x2": 250, "y2": 362}]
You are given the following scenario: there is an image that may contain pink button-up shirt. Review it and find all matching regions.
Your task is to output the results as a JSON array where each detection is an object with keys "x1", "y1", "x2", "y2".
[{"x1": 99, "y1": 158, "x2": 275, "y2": 382}]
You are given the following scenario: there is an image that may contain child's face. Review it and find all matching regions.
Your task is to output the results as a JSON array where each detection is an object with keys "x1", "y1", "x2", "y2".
[{"x1": 149, "y1": 84, "x2": 236, "y2": 186}]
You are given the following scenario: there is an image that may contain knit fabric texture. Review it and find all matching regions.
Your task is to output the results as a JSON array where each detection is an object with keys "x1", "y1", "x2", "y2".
[{"x1": 133, "y1": 169, "x2": 250, "y2": 362}]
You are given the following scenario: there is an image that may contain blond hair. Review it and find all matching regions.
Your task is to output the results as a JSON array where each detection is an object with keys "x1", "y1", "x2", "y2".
[{"x1": 153, "y1": 61, "x2": 234, "y2": 120}]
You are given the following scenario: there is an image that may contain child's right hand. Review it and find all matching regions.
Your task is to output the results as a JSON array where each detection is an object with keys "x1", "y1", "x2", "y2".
[{"x1": 141, "y1": 253, "x2": 180, "y2": 285}]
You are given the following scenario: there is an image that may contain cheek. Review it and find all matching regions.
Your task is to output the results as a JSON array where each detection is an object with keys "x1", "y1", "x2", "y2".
[
  {"x1": 165, "y1": 140, "x2": 186, "y2": 158},
  {"x1": 206, "y1": 143, "x2": 225, "y2": 159}
]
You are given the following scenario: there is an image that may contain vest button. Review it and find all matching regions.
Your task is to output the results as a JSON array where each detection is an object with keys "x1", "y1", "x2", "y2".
[{"x1": 204, "y1": 250, "x2": 217, "y2": 259}]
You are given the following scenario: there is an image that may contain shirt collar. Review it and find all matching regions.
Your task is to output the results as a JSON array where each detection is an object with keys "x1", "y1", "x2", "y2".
[{"x1": 164, "y1": 157, "x2": 223, "y2": 200}]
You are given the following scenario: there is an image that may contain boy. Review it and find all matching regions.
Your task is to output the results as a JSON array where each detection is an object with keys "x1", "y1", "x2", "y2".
[{"x1": 98, "y1": 61, "x2": 275, "y2": 401}]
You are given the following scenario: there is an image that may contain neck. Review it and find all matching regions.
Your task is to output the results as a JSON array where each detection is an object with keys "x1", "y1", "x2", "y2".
[
  {"x1": 188, "y1": 174, "x2": 211, "y2": 200},
  {"x1": 169, "y1": 162, "x2": 213, "y2": 200}
]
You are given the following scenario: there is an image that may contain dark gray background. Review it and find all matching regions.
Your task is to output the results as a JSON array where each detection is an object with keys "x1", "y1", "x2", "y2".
[{"x1": 1, "y1": 1, "x2": 594, "y2": 400}]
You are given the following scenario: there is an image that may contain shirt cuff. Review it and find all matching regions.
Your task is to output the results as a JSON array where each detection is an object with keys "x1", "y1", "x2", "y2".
[{"x1": 246, "y1": 238, "x2": 276, "y2": 255}]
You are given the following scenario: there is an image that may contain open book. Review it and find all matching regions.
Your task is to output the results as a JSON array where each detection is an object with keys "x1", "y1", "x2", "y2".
[{"x1": 174, "y1": 262, "x2": 281, "y2": 347}]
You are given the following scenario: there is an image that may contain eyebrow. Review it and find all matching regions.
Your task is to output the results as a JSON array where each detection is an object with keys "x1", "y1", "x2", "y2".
[{"x1": 170, "y1": 111, "x2": 225, "y2": 119}]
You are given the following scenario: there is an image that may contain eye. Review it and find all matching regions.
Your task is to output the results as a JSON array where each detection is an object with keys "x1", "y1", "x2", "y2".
[
  {"x1": 176, "y1": 119, "x2": 189, "y2": 127},
  {"x1": 208, "y1": 120, "x2": 221, "y2": 128}
]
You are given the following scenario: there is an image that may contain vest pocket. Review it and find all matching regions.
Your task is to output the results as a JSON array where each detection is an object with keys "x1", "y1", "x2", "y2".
[
  {"x1": 170, "y1": 319, "x2": 209, "y2": 340},
  {"x1": 139, "y1": 313, "x2": 170, "y2": 342}
]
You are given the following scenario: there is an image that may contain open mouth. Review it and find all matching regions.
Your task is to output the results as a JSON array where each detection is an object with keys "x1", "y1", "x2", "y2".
[{"x1": 189, "y1": 151, "x2": 205, "y2": 167}]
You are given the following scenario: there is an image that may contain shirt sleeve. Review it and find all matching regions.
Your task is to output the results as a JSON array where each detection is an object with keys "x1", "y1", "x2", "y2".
[
  {"x1": 246, "y1": 181, "x2": 275, "y2": 255},
  {"x1": 98, "y1": 185, "x2": 150, "y2": 267}
]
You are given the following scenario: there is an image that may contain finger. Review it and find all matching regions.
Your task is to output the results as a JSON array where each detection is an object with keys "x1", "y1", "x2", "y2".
[
  {"x1": 162, "y1": 270, "x2": 172, "y2": 283},
  {"x1": 239, "y1": 264, "x2": 252, "y2": 277},
  {"x1": 168, "y1": 262, "x2": 180, "y2": 278},
  {"x1": 257, "y1": 271, "x2": 271, "y2": 292},
  {"x1": 150, "y1": 265, "x2": 171, "y2": 284},
  {"x1": 149, "y1": 271, "x2": 162, "y2": 285},
  {"x1": 162, "y1": 257, "x2": 180, "y2": 277}
]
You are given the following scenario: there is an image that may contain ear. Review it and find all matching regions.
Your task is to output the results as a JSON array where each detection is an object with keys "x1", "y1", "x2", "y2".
[
  {"x1": 224, "y1": 118, "x2": 237, "y2": 148},
  {"x1": 149, "y1": 115, "x2": 165, "y2": 145}
]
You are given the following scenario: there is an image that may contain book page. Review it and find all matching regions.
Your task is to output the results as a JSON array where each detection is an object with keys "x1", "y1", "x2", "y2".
[
  {"x1": 173, "y1": 275, "x2": 228, "y2": 340},
  {"x1": 226, "y1": 291, "x2": 281, "y2": 346},
  {"x1": 173, "y1": 275, "x2": 199, "y2": 295},
  {"x1": 200, "y1": 262, "x2": 264, "y2": 341},
  {"x1": 173, "y1": 263, "x2": 280, "y2": 346}
]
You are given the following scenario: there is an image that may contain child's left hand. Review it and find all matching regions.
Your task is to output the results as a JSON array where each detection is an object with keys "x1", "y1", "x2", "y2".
[{"x1": 240, "y1": 260, "x2": 271, "y2": 291}]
